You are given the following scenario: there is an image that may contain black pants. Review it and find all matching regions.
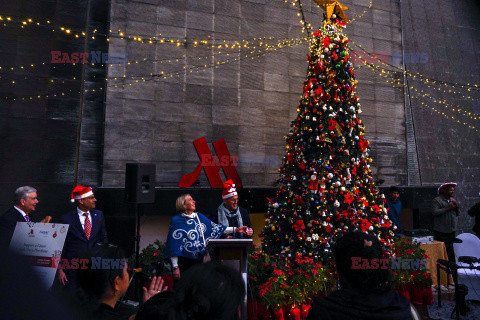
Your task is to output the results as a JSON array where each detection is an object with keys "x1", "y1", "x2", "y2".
[
  {"x1": 173, "y1": 256, "x2": 202, "y2": 285},
  {"x1": 434, "y1": 230, "x2": 456, "y2": 262},
  {"x1": 178, "y1": 256, "x2": 202, "y2": 274}
]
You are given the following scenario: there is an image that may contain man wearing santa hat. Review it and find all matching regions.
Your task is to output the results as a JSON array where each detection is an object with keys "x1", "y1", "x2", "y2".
[
  {"x1": 210, "y1": 180, "x2": 253, "y2": 239},
  {"x1": 57, "y1": 186, "x2": 108, "y2": 290},
  {"x1": 432, "y1": 182, "x2": 460, "y2": 262}
]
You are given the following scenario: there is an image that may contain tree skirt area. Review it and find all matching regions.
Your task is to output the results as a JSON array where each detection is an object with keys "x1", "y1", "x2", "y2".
[{"x1": 428, "y1": 300, "x2": 480, "y2": 319}]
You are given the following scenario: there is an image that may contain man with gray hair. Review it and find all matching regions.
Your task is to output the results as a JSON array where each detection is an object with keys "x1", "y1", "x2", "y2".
[{"x1": 0, "y1": 186, "x2": 42, "y2": 246}]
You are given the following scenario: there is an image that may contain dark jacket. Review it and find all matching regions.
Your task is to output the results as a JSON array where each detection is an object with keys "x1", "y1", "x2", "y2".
[
  {"x1": 60, "y1": 209, "x2": 108, "y2": 261},
  {"x1": 432, "y1": 195, "x2": 457, "y2": 233},
  {"x1": 59, "y1": 209, "x2": 108, "y2": 291},
  {"x1": 306, "y1": 289, "x2": 412, "y2": 320},
  {"x1": 210, "y1": 206, "x2": 252, "y2": 238},
  {"x1": 468, "y1": 202, "x2": 480, "y2": 234},
  {"x1": 0, "y1": 207, "x2": 39, "y2": 247}
]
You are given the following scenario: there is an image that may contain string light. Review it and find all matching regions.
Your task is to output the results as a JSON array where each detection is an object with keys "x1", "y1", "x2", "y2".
[
  {"x1": 350, "y1": 40, "x2": 480, "y2": 90},
  {"x1": 349, "y1": 0, "x2": 374, "y2": 22},
  {"x1": 354, "y1": 54, "x2": 479, "y2": 132},
  {"x1": 360, "y1": 61, "x2": 480, "y2": 121},
  {"x1": 348, "y1": 48, "x2": 480, "y2": 120},
  {"x1": 0, "y1": 14, "x2": 98, "y2": 39},
  {"x1": 1, "y1": 87, "x2": 103, "y2": 102},
  {"x1": 109, "y1": 37, "x2": 308, "y2": 88},
  {"x1": 0, "y1": 13, "x2": 284, "y2": 52}
]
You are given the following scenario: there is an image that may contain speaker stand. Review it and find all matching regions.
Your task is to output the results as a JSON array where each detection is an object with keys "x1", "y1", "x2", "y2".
[{"x1": 132, "y1": 203, "x2": 144, "y2": 301}]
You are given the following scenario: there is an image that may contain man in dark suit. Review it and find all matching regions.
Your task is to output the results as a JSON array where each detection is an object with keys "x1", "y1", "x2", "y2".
[
  {"x1": 57, "y1": 186, "x2": 108, "y2": 290},
  {"x1": 0, "y1": 186, "x2": 40, "y2": 247}
]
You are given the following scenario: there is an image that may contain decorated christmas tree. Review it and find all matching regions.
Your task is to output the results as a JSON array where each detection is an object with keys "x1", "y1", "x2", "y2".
[{"x1": 261, "y1": 5, "x2": 396, "y2": 262}]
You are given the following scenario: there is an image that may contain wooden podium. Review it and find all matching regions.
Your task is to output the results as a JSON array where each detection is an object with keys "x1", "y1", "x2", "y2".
[{"x1": 208, "y1": 239, "x2": 253, "y2": 320}]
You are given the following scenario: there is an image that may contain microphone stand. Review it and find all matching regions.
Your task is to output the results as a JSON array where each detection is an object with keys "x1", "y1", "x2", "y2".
[{"x1": 437, "y1": 259, "x2": 460, "y2": 320}]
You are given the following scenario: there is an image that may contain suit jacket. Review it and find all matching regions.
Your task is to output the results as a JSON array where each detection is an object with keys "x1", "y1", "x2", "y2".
[
  {"x1": 0, "y1": 207, "x2": 39, "y2": 247},
  {"x1": 60, "y1": 209, "x2": 108, "y2": 261}
]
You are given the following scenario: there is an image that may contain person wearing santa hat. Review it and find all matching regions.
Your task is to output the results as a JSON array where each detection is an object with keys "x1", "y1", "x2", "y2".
[
  {"x1": 432, "y1": 182, "x2": 460, "y2": 262},
  {"x1": 164, "y1": 193, "x2": 251, "y2": 281},
  {"x1": 57, "y1": 186, "x2": 108, "y2": 291},
  {"x1": 210, "y1": 179, "x2": 253, "y2": 239}
]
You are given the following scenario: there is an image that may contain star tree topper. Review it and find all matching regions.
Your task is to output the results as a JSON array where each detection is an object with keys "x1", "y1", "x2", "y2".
[{"x1": 313, "y1": 0, "x2": 350, "y2": 23}]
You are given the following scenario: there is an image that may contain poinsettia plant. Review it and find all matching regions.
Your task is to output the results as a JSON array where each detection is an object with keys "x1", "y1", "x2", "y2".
[
  {"x1": 390, "y1": 238, "x2": 432, "y2": 288},
  {"x1": 284, "y1": 255, "x2": 335, "y2": 306},
  {"x1": 129, "y1": 240, "x2": 166, "y2": 275},
  {"x1": 248, "y1": 250, "x2": 335, "y2": 310}
]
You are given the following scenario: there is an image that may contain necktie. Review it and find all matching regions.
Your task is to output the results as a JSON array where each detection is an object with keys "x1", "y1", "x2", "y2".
[
  {"x1": 83, "y1": 212, "x2": 91, "y2": 239},
  {"x1": 24, "y1": 214, "x2": 30, "y2": 222}
]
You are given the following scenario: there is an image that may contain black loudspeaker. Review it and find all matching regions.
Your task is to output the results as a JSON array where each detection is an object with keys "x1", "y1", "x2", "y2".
[{"x1": 125, "y1": 163, "x2": 156, "y2": 203}]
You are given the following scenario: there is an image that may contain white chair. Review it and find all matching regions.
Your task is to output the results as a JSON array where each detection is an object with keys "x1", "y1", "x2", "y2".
[{"x1": 453, "y1": 233, "x2": 480, "y2": 301}]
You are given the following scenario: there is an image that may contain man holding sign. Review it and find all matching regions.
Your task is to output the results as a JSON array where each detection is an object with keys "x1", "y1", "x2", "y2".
[{"x1": 0, "y1": 186, "x2": 48, "y2": 247}]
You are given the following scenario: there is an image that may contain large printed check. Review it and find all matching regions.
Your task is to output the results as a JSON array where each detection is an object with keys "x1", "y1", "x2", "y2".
[{"x1": 9, "y1": 222, "x2": 69, "y2": 288}]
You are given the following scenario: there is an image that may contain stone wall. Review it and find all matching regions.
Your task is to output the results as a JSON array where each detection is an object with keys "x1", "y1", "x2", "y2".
[
  {"x1": 103, "y1": 0, "x2": 408, "y2": 188},
  {"x1": 400, "y1": 0, "x2": 480, "y2": 231},
  {"x1": 0, "y1": 0, "x2": 109, "y2": 213}
]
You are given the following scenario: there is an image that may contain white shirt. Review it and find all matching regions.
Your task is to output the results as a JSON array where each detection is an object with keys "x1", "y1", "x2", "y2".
[
  {"x1": 14, "y1": 206, "x2": 30, "y2": 221},
  {"x1": 76, "y1": 208, "x2": 92, "y2": 231}
]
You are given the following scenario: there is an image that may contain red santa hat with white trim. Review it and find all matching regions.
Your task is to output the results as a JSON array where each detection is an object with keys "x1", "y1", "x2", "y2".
[
  {"x1": 70, "y1": 185, "x2": 94, "y2": 203},
  {"x1": 222, "y1": 179, "x2": 237, "y2": 199},
  {"x1": 437, "y1": 182, "x2": 457, "y2": 195}
]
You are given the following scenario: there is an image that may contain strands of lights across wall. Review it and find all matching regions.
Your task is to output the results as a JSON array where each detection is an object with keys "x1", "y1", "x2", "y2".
[
  {"x1": 364, "y1": 62, "x2": 480, "y2": 121},
  {"x1": 354, "y1": 55, "x2": 479, "y2": 132},
  {"x1": 0, "y1": 13, "x2": 291, "y2": 52},
  {"x1": 349, "y1": 49, "x2": 480, "y2": 121},
  {"x1": 350, "y1": 40, "x2": 480, "y2": 90},
  {"x1": 109, "y1": 37, "x2": 308, "y2": 88},
  {"x1": 0, "y1": 15, "x2": 96, "y2": 39},
  {"x1": 0, "y1": 87, "x2": 104, "y2": 102}
]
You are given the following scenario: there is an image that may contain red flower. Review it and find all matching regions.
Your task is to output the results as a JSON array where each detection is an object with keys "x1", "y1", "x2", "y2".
[
  {"x1": 273, "y1": 269, "x2": 283, "y2": 276},
  {"x1": 293, "y1": 220, "x2": 305, "y2": 231},
  {"x1": 381, "y1": 220, "x2": 391, "y2": 228},
  {"x1": 322, "y1": 36, "x2": 330, "y2": 47},
  {"x1": 358, "y1": 138, "x2": 369, "y2": 152},
  {"x1": 343, "y1": 193, "x2": 354, "y2": 204},
  {"x1": 295, "y1": 195, "x2": 305, "y2": 204},
  {"x1": 313, "y1": 30, "x2": 322, "y2": 37},
  {"x1": 153, "y1": 252, "x2": 158, "y2": 257},
  {"x1": 328, "y1": 119, "x2": 337, "y2": 131}
]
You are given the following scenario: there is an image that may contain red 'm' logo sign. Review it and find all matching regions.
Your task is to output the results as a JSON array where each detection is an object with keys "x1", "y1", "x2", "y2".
[{"x1": 178, "y1": 137, "x2": 242, "y2": 188}]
